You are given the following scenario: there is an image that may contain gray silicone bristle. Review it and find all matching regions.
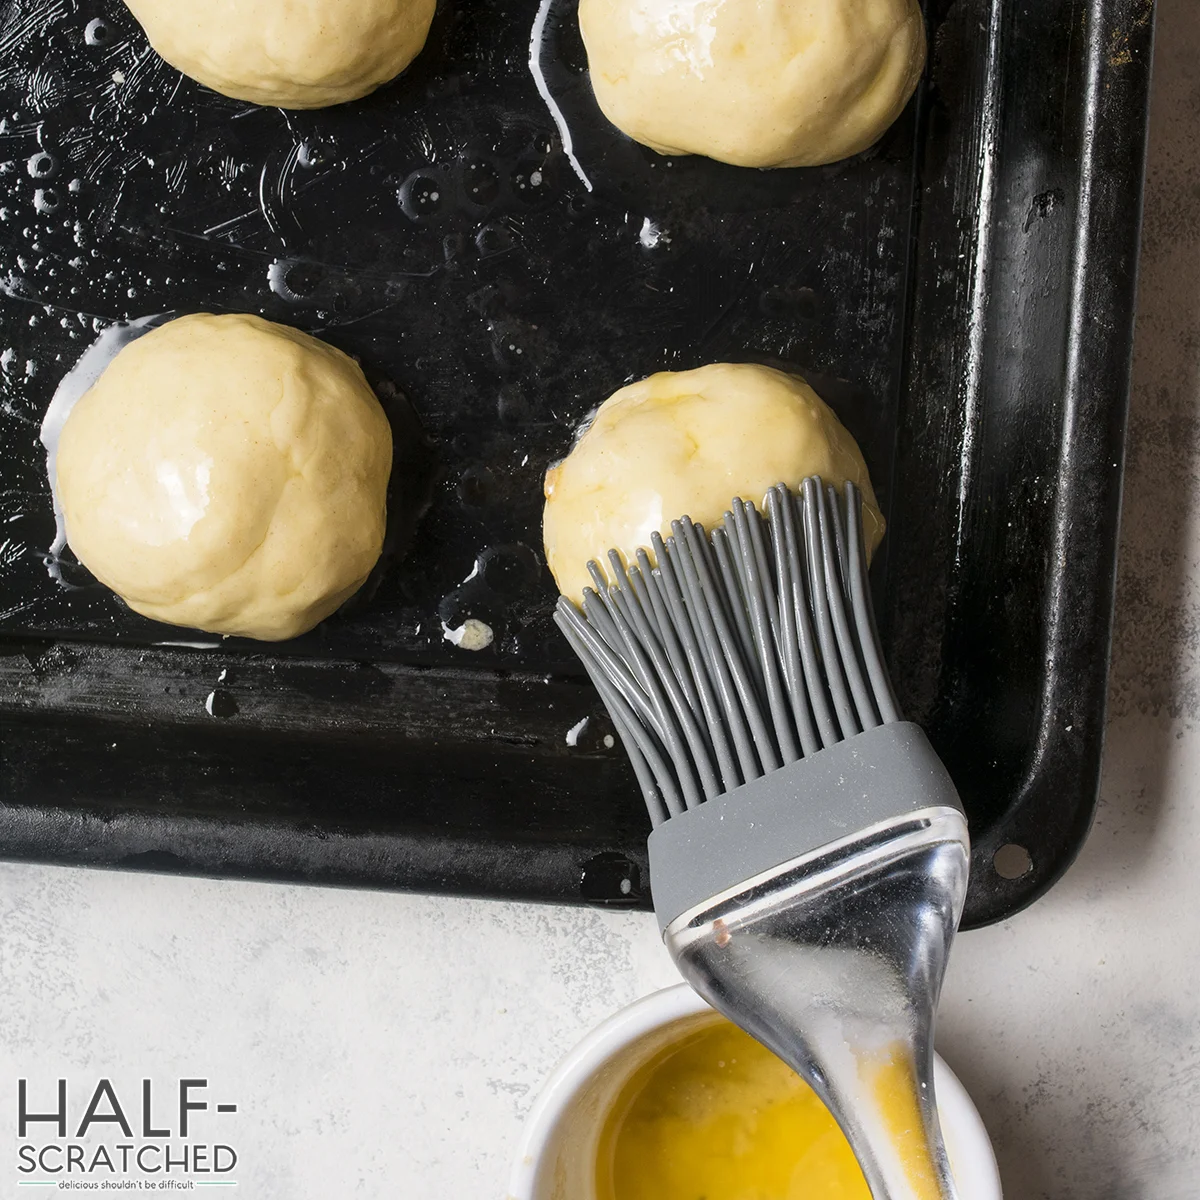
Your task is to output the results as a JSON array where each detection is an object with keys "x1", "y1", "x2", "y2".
[{"x1": 553, "y1": 477, "x2": 899, "y2": 827}]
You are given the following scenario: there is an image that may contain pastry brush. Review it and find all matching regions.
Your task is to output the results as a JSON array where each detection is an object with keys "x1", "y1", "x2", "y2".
[{"x1": 554, "y1": 477, "x2": 969, "y2": 1200}]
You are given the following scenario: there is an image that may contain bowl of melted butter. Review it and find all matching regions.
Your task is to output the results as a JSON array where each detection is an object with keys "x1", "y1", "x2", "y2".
[{"x1": 508, "y1": 984, "x2": 1002, "y2": 1200}]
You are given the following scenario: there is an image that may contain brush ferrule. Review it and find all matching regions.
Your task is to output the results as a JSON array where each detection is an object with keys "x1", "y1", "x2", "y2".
[{"x1": 648, "y1": 721, "x2": 964, "y2": 932}]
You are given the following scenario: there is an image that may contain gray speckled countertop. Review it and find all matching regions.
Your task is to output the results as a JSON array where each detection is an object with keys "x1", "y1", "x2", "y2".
[{"x1": 2, "y1": 4, "x2": 1198, "y2": 1197}]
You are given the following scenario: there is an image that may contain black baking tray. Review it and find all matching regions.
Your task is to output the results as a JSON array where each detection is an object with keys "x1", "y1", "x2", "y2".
[{"x1": 0, "y1": 0, "x2": 1153, "y2": 927}]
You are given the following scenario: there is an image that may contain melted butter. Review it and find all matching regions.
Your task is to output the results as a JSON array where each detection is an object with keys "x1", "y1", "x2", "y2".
[
  {"x1": 860, "y1": 1044, "x2": 940, "y2": 1200},
  {"x1": 629, "y1": 0, "x2": 722, "y2": 78},
  {"x1": 148, "y1": 454, "x2": 214, "y2": 543},
  {"x1": 597, "y1": 1020, "x2": 871, "y2": 1200}
]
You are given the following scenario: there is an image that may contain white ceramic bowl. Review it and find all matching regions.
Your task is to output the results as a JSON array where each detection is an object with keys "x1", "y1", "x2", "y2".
[{"x1": 508, "y1": 983, "x2": 1002, "y2": 1200}]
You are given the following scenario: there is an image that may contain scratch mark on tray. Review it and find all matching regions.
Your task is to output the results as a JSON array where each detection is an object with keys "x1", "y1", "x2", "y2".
[
  {"x1": 310, "y1": 298, "x2": 406, "y2": 334},
  {"x1": 0, "y1": 1, "x2": 69, "y2": 75},
  {"x1": 151, "y1": 225, "x2": 443, "y2": 287},
  {"x1": 164, "y1": 72, "x2": 184, "y2": 108},
  {"x1": 0, "y1": 598, "x2": 41, "y2": 622},
  {"x1": 201, "y1": 208, "x2": 263, "y2": 241},
  {"x1": 0, "y1": 537, "x2": 26, "y2": 570},
  {"x1": 258, "y1": 137, "x2": 302, "y2": 245}
]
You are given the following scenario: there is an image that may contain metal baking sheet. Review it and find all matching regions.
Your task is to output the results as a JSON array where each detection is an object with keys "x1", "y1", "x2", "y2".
[{"x1": 0, "y1": 0, "x2": 1154, "y2": 926}]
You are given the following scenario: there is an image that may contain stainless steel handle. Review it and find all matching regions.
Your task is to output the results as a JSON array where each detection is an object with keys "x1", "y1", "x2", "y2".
[{"x1": 664, "y1": 808, "x2": 970, "y2": 1200}]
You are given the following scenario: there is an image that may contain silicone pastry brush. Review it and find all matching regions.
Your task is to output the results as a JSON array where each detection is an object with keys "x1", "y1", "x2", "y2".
[{"x1": 554, "y1": 478, "x2": 969, "y2": 1200}]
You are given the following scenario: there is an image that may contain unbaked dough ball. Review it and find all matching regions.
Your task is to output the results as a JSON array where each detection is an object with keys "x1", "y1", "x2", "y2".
[
  {"x1": 578, "y1": 0, "x2": 926, "y2": 168},
  {"x1": 55, "y1": 313, "x2": 393, "y2": 641},
  {"x1": 543, "y1": 363, "x2": 884, "y2": 604},
  {"x1": 123, "y1": 0, "x2": 437, "y2": 109}
]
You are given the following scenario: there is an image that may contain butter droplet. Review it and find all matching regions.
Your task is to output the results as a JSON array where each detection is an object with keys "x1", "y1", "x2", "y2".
[{"x1": 442, "y1": 618, "x2": 494, "y2": 651}]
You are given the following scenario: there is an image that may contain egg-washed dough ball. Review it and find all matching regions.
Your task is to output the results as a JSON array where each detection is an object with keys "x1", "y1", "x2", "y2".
[
  {"x1": 543, "y1": 363, "x2": 884, "y2": 604},
  {"x1": 123, "y1": 0, "x2": 437, "y2": 109},
  {"x1": 55, "y1": 313, "x2": 393, "y2": 641},
  {"x1": 578, "y1": 0, "x2": 926, "y2": 168}
]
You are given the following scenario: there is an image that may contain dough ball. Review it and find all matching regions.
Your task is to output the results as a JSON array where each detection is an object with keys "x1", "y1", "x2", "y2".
[
  {"x1": 123, "y1": 0, "x2": 437, "y2": 108},
  {"x1": 56, "y1": 313, "x2": 393, "y2": 641},
  {"x1": 543, "y1": 363, "x2": 884, "y2": 604},
  {"x1": 578, "y1": 0, "x2": 926, "y2": 168}
]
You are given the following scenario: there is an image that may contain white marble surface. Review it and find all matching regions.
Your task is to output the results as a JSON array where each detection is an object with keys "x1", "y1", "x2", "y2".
[{"x1": 3, "y1": 4, "x2": 1199, "y2": 1198}]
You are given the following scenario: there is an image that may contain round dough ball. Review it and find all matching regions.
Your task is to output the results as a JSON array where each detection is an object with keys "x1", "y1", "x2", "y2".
[
  {"x1": 543, "y1": 363, "x2": 884, "y2": 604},
  {"x1": 123, "y1": 0, "x2": 437, "y2": 108},
  {"x1": 578, "y1": 0, "x2": 926, "y2": 168},
  {"x1": 56, "y1": 313, "x2": 393, "y2": 641}
]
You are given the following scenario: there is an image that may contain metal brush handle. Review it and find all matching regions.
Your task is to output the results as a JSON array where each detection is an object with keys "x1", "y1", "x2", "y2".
[{"x1": 664, "y1": 804, "x2": 969, "y2": 1200}]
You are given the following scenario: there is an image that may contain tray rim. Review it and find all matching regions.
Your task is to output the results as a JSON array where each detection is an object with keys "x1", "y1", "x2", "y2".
[{"x1": 887, "y1": 0, "x2": 1155, "y2": 924}]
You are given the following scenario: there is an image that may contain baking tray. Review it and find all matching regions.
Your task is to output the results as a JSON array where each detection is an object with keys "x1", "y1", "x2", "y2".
[{"x1": 0, "y1": 0, "x2": 1153, "y2": 927}]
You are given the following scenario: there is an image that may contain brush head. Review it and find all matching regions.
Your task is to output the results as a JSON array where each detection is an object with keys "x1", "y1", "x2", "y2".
[
  {"x1": 554, "y1": 477, "x2": 901, "y2": 825},
  {"x1": 555, "y1": 476, "x2": 964, "y2": 931}
]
